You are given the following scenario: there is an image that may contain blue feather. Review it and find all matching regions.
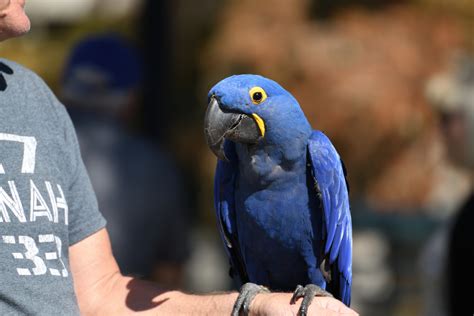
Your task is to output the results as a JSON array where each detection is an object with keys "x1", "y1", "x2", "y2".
[{"x1": 308, "y1": 131, "x2": 352, "y2": 304}]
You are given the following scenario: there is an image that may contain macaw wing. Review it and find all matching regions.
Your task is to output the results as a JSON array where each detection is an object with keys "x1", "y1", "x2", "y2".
[
  {"x1": 213, "y1": 142, "x2": 248, "y2": 285},
  {"x1": 307, "y1": 130, "x2": 352, "y2": 305}
]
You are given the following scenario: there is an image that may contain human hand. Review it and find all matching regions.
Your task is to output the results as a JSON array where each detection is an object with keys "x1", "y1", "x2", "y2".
[{"x1": 250, "y1": 292, "x2": 358, "y2": 316}]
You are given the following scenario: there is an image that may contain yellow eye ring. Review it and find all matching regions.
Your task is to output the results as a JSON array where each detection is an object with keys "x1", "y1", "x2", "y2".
[{"x1": 249, "y1": 87, "x2": 267, "y2": 105}]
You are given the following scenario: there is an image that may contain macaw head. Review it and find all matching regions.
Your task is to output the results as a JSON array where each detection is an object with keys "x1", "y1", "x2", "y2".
[{"x1": 204, "y1": 74, "x2": 311, "y2": 161}]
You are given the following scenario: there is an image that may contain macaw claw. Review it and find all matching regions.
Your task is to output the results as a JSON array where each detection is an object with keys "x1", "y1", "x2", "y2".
[
  {"x1": 290, "y1": 284, "x2": 333, "y2": 316},
  {"x1": 232, "y1": 282, "x2": 270, "y2": 316}
]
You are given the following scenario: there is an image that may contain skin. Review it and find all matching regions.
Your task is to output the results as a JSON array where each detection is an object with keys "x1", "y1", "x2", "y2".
[
  {"x1": 1, "y1": 2, "x2": 359, "y2": 315},
  {"x1": 70, "y1": 228, "x2": 358, "y2": 315},
  {"x1": 0, "y1": 0, "x2": 30, "y2": 41}
]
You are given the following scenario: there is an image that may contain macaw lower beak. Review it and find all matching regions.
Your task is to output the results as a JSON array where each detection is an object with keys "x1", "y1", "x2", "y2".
[{"x1": 204, "y1": 96, "x2": 264, "y2": 161}]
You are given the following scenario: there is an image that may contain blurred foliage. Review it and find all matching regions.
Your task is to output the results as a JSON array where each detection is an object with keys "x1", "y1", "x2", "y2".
[{"x1": 309, "y1": 0, "x2": 472, "y2": 51}]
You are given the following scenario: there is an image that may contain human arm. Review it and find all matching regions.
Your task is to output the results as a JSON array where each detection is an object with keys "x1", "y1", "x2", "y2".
[{"x1": 70, "y1": 228, "x2": 358, "y2": 316}]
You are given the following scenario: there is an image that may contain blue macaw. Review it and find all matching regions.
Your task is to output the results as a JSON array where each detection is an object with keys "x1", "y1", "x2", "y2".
[{"x1": 204, "y1": 75, "x2": 352, "y2": 316}]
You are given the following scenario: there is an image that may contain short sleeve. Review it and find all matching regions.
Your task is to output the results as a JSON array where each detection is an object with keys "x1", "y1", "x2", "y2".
[
  {"x1": 64, "y1": 112, "x2": 107, "y2": 245},
  {"x1": 42, "y1": 87, "x2": 107, "y2": 246}
]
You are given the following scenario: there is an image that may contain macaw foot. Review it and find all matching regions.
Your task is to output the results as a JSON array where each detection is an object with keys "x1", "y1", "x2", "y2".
[
  {"x1": 290, "y1": 284, "x2": 333, "y2": 316},
  {"x1": 232, "y1": 282, "x2": 270, "y2": 316}
]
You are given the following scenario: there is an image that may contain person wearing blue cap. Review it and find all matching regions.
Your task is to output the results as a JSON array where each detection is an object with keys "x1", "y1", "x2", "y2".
[
  {"x1": 60, "y1": 32, "x2": 191, "y2": 286},
  {"x1": 0, "y1": 1, "x2": 358, "y2": 315}
]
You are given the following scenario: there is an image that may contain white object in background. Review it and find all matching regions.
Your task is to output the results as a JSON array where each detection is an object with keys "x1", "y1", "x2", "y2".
[
  {"x1": 25, "y1": 0, "x2": 96, "y2": 23},
  {"x1": 25, "y1": 0, "x2": 142, "y2": 24}
]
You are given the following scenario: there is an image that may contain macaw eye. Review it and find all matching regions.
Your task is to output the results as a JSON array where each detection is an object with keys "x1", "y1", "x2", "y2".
[{"x1": 249, "y1": 87, "x2": 267, "y2": 105}]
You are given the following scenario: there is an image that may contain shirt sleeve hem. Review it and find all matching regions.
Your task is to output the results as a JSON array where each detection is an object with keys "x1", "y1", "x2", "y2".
[{"x1": 69, "y1": 218, "x2": 107, "y2": 246}]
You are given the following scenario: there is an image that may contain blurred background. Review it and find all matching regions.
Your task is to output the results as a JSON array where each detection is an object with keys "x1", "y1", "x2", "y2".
[{"x1": 2, "y1": 0, "x2": 473, "y2": 315}]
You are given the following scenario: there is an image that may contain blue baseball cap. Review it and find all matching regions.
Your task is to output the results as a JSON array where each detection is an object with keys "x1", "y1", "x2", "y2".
[{"x1": 61, "y1": 32, "x2": 143, "y2": 108}]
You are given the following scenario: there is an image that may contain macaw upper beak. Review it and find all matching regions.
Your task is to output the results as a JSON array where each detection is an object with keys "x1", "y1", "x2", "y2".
[{"x1": 204, "y1": 96, "x2": 265, "y2": 161}]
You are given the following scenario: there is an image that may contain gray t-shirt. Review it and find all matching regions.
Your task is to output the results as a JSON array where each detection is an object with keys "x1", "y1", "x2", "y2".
[{"x1": 0, "y1": 59, "x2": 106, "y2": 315}]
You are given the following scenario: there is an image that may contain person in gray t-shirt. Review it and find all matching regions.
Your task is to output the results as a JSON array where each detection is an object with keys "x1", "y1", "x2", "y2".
[
  {"x1": 0, "y1": 1, "x2": 358, "y2": 315},
  {"x1": 0, "y1": 57, "x2": 106, "y2": 315}
]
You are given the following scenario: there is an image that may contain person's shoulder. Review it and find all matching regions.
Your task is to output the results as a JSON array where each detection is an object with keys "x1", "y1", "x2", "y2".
[
  {"x1": 0, "y1": 58, "x2": 41, "y2": 79},
  {"x1": 0, "y1": 58, "x2": 72, "y2": 124},
  {"x1": 0, "y1": 57, "x2": 53, "y2": 95}
]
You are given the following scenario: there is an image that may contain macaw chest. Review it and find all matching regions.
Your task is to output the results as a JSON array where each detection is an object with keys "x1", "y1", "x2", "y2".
[
  {"x1": 235, "y1": 149, "x2": 313, "y2": 247},
  {"x1": 238, "y1": 144, "x2": 307, "y2": 187},
  {"x1": 237, "y1": 184, "x2": 312, "y2": 239},
  {"x1": 233, "y1": 145, "x2": 319, "y2": 288},
  {"x1": 239, "y1": 151, "x2": 283, "y2": 185},
  {"x1": 234, "y1": 185, "x2": 317, "y2": 289}
]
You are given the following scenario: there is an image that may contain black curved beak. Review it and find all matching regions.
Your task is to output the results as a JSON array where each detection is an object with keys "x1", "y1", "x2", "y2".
[{"x1": 204, "y1": 97, "x2": 263, "y2": 161}]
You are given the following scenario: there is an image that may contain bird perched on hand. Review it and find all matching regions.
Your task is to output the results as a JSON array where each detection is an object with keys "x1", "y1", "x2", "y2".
[{"x1": 204, "y1": 74, "x2": 352, "y2": 316}]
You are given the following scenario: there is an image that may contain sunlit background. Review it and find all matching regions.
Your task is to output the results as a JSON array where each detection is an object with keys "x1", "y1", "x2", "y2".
[{"x1": 3, "y1": 0, "x2": 473, "y2": 315}]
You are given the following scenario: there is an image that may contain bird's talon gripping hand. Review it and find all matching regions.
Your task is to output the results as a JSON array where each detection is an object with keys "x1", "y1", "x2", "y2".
[
  {"x1": 291, "y1": 284, "x2": 333, "y2": 316},
  {"x1": 232, "y1": 282, "x2": 270, "y2": 316}
]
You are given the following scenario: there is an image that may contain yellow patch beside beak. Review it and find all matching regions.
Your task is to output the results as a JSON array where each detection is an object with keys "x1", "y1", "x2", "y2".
[{"x1": 251, "y1": 113, "x2": 266, "y2": 137}]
